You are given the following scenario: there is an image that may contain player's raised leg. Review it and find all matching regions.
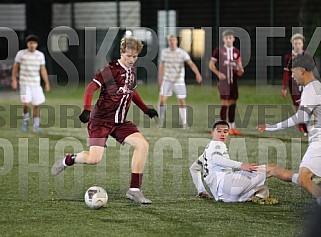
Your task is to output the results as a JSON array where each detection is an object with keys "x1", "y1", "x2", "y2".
[{"x1": 123, "y1": 132, "x2": 151, "y2": 204}]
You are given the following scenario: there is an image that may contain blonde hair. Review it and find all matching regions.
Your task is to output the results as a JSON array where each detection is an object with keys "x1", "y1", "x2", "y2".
[
  {"x1": 291, "y1": 33, "x2": 305, "y2": 43},
  {"x1": 120, "y1": 36, "x2": 143, "y2": 54}
]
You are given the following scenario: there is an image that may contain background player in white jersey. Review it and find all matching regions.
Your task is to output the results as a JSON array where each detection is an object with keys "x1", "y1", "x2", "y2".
[
  {"x1": 259, "y1": 53, "x2": 321, "y2": 206},
  {"x1": 158, "y1": 35, "x2": 202, "y2": 128},
  {"x1": 190, "y1": 120, "x2": 297, "y2": 202},
  {"x1": 11, "y1": 35, "x2": 50, "y2": 133}
]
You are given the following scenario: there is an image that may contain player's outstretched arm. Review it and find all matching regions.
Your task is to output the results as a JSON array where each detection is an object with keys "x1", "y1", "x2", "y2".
[{"x1": 258, "y1": 106, "x2": 311, "y2": 132}]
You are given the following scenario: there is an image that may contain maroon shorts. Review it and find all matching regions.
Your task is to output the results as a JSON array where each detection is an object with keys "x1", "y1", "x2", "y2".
[
  {"x1": 87, "y1": 120, "x2": 139, "y2": 147},
  {"x1": 218, "y1": 81, "x2": 239, "y2": 100},
  {"x1": 288, "y1": 79, "x2": 301, "y2": 106}
]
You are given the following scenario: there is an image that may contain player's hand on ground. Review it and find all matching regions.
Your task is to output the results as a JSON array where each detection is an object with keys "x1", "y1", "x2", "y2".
[
  {"x1": 257, "y1": 124, "x2": 266, "y2": 132},
  {"x1": 79, "y1": 110, "x2": 91, "y2": 123},
  {"x1": 145, "y1": 108, "x2": 158, "y2": 118},
  {"x1": 217, "y1": 72, "x2": 226, "y2": 80},
  {"x1": 281, "y1": 89, "x2": 287, "y2": 98},
  {"x1": 197, "y1": 191, "x2": 211, "y2": 199},
  {"x1": 11, "y1": 80, "x2": 17, "y2": 90},
  {"x1": 241, "y1": 163, "x2": 258, "y2": 172}
]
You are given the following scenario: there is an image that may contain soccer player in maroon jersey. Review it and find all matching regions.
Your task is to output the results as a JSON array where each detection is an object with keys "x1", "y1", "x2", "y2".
[
  {"x1": 51, "y1": 36, "x2": 158, "y2": 204},
  {"x1": 209, "y1": 29, "x2": 244, "y2": 135},
  {"x1": 281, "y1": 33, "x2": 308, "y2": 135}
]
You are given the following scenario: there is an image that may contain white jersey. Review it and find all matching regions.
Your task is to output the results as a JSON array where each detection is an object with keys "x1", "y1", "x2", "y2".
[
  {"x1": 189, "y1": 140, "x2": 267, "y2": 202},
  {"x1": 14, "y1": 49, "x2": 45, "y2": 86},
  {"x1": 160, "y1": 47, "x2": 190, "y2": 83},
  {"x1": 202, "y1": 140, "x2": 242, "y2": 200},
  {"x1": 265, "y1": 79, "x2": 321, "y2": 144},
  {"x1": 300, "y1": 80, "x2": 321, "y2": 143}
]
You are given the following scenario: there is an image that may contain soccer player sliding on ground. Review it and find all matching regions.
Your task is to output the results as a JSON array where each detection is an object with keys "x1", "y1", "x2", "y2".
[{"x1": 190, "y1": 120, "x2": 298, "y2": 203}]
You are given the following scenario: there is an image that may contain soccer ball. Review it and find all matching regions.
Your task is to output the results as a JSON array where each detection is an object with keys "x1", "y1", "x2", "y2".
[{"x1": 84, "y1": 186, "x2": 108, "y2": 209}]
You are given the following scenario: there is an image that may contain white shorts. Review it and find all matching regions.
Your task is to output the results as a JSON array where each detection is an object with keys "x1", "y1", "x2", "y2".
[
  {"x1": 20, "y1": 85, "x2": 45, "y2": 106},
  {"x1": 160, "y1": 81, "x2": 186, "y2": 99},
  {"x1": 300, "y1": 141, "x2": 321, "y2": 177},
  {"x1": 217, "y1": 165, "x2": 267, "y2": 202}
]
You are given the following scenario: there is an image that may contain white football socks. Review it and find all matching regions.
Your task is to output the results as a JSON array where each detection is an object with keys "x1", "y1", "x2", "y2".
[
  {"x1": 229, "y1": 122, "x2": 235, "y2": 129},
  {"x1": 23, "y1": 112, "x2": 30, "y2": 127},
  {"x1": 291, "y1": 173, "x2": 299, "y2": 184},
  {"x1": 158, "y1": 105, "x2": 167, "y2": 127},
  {"x1": 179, "y1": 107, "x2": 187, "y2": 127},
  {"x1": 33, "y1": 117, "x2": 40, "y2": 129}
]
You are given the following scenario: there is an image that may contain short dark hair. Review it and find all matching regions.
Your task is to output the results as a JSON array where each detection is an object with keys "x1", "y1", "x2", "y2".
[
  {"x1": 291, "y1": 52, "x2": 316, "y2": 71},
  {"x1": 212, "y1": 120, "x2": 230, "y2": 130},
  {"x1": 222, "y1": 29, "x2": 235, "y2": 37},
  {"x1": 26, "y1": 34, "x2": 39, "y2": 43}
]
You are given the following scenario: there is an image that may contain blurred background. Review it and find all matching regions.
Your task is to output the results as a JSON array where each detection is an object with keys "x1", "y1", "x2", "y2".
[{"x1": 1, "y1": 0, "x2": 321, "y2": 87}]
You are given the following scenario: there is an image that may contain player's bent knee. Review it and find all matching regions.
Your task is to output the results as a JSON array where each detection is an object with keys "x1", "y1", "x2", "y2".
[{"x1": 139, "y1": 139, "x2": 149, "y2": 152}]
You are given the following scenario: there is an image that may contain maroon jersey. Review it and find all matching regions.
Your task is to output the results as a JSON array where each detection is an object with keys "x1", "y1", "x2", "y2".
[
  {"x1": 212, "y1": 46, "x2": 242, "y2": 84},
  {"x1": 91, "y1": 60, "x2": 138, "y2": 124},
  {"x1": 283, "y1": 51, "x2": 302, "y2": 104},
  {"x1": 283, "y1": 52, "x2": 294, "y2": 89}
]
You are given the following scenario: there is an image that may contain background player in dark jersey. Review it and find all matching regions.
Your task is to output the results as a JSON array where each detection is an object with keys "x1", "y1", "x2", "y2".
[
  {"x1": 281, "y1": 33, "x2": 307, "y2": 135},
  {"x1": 51, "y1": 36, "x2": 158, "y2": 204},
  {"x1": 209, "y1": 29, "x2": 244, "y2": 135}
]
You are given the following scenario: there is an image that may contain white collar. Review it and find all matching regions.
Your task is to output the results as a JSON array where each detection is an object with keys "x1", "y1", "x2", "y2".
[{"x1": 117, "y1": 59, "x2": 131, "y2": 71}]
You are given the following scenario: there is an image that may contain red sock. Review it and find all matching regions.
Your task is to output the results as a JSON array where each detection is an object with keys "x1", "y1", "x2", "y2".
[
  {"x1": 64, "y1": 154, "x2": 75, "y2": 166},
  {"x1": 228, "y1": 104, "x2": 236, "y2": 123},
  {"x1": 220, "y1": 105, "x2": 228, "y2": 121},
  {"x1": 130, "y1": 173, "x2": 143, "y2": 189}
]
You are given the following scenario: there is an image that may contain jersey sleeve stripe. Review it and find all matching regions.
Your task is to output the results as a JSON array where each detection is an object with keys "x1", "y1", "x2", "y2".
[{"x1": 93, "y1": 79, "x2": 102, "y2": 87}]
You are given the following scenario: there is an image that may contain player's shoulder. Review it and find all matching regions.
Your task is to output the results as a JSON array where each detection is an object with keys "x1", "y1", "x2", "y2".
[
  {"x1": 177, "y1": 47, "x2": 187, "y2": 53},
  {"x1": 233, "y1": 47, "x2": 240, "y2": 52},
  {"x1": 16, "y1": 49, "x2": 27, "y2": 56},
  {"x1": 209, "y1": 140, "x2": 226, "y2": 151},
  {"x1": 108, "y1": 60, "x2": 118, "y2": 67},
  {"x1": 162, "y1": 48, "x2": 171, "y2": 54},
  {"x1": 107, "y1": 60, "x2": 125, "y2": 72},
  {"x1": 309, "y1": 80, "x2": 321, "y2": 93},
  {"x1": 35, "y1": 50, "x2": 45, "y2": 58}
]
